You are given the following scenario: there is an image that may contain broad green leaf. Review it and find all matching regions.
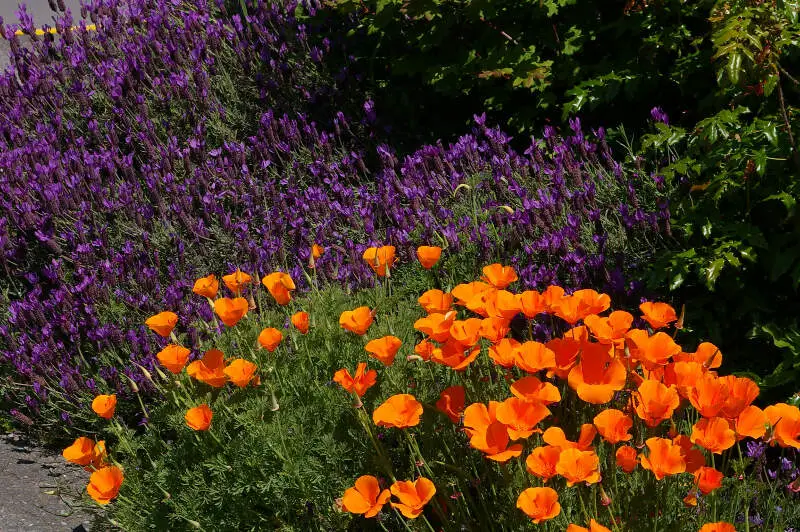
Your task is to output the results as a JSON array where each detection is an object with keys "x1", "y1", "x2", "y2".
[{"x1": 705, "y1": 257, "x2": 725, "y2": 287}]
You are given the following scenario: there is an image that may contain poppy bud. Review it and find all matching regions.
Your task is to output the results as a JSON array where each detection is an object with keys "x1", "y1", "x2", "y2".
[{"x1": 600, "y1": 486, "x2": 612, "y2": 506}]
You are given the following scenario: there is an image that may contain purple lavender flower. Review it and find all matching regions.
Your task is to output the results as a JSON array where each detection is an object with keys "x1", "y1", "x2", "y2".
[{"x1": 650, "y1": 106, "x2": 670, "y2": 125}]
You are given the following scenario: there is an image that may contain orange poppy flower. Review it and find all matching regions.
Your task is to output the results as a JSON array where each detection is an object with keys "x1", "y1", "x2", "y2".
[
  {"x1": 672, "y1": 434, "x2": 706, "y2": 473},
  {"x1": 365, "y1": 336, "x2": 402, "y2": 366},
  {"x1": 718, "y1": 375, "x2": 759, "y2": 419},
  {"x1": 340, "y1": 306, "x2": 374, "y2": 335},
  {"x1": 640, "y1": 437, "x2": 686, "y2": 480},
  {"x1": 735, "y1": 405, "x2": 768, "y2": 439},
  {"x1": 389, "y1": 477, "x2": 436, "y2": 519},
  {"x1": 543, "y1": 424, "x2": 597, "y2": 451},
  {"x1": 615, "y1": 445, "x2": 638, "y2": 473},
  {"x1": 414, "y1": 311, "x2": 456, "y2": 342},
  {"x1": 92, "y1": 394, "x2": 116, "y2": 419},
  {"x1": 90, "y1": 441, "x2": 107, "y2": 469},
  {"x1": 157, "y1": 344, "x2": 191, "y2": 374},
  {"x1": 462, "y1": 402, "x2": 523, "y2": 462},
  {"x1": 517, "y1": 290, "x2": 546, "y2": 318},
  {"x1": 262, "y1": 272, "x2": 296, "y2": 305},
  {"x1": 567, "y1": 343, "x2": 626, "y2": 404},
  {"x1": 550, "y1": 295, "x2": 584, "y2": 325},
  {"x1": 258, "y1": 328, "x2": 283, "y2": 352},
  {"x1": 413, "y1": 340, "x2": 435, "y2": 361},
  {"x1": 486, "y1": 290, "x2": 522, "y2": 320},
  {"x1": 342, "y1": 475, "x2": 391, "y2": 518},
  {"x1": 464, "y1": 286, "x2": 499, "y2": 318},
  {"x1": 541, "y1": 285, "x2": 566, "y2": 312},
  {"x1": 449, "y1": 318, "x2": 483, "y2": 347},
  {"x1": 691, "y1": 417, "x2": 735, "y2": 454},
  {"x1": 480, "y1": 317, "x2": 511, "y2": 343},
  {"x1": 431, "y1": 340, "x2": 481, "y2": 371},
  {"x1": 462, "y1": 401, "x2": 497, "y2": 439},
  {"x1": 192, "y1": 274, "x2": 219, "y2": 299},
  {"x1": 222, "y1": 270, "x2": 252, "y2": 295},
  {"x1": 291, "y1": 311, "x2": 310, "y2": 334},
  {"x1": 671, "y1": 361, "x2": 706, "y2": 398},
  {"x1": 373, "y1": 394, "x2": 423, "y2": 429},
  {"x1": 572, "y1": 289, "x2": 611, "y2": 316},
  {"x1": 546, "y1": 337, "x2": 581, "y2": 379},
  {"x1": 515, "y1": 341, "x2": 556, "y2": 373},
  {"x1": 435, "y1": 385, "x2": 465, "y2": 423},
  {"x1": 495, "y1": 397, "x2": 551, "y2": 440},
  {"x1": 418, "y1": 289, "x2": 453, "y2": 314},
  {"x1": 186, "y1": 348, "x2": 227, "y2": 387},
  {"x1": 62, "y1": 437, "x2": 96, "y2": 466},
  {"x1": 698, "y1": 523, "x2": 737, "y2": 532},
  {"x1": 451, "y1": 281, "x2": 492, "y2": 306},
  {"x1": 584, "y1": 311, "x2": 633, "y2": 344},
  {"x1": 693, "y1": 466, "x2": 723, "y2": 495},
  {"x1": 482, "y1": 263, "x2": 518, "y2": 289},
  {"x1": 567, "y1": 519, "x2": 612, "y2": 532},
  {"x1": 556, "y1": 448, "x2": 601, "y2": 486},
  {"x1": 764, "y1": 403, "x2": 800, "y2": 448},
  {"x1": 593, "y1": 409, "x2": 633, "y2": 444},
  {"x1": 87, "y1": 465, "x2": 123, "y2": 505},
  {"x1": 516, "y1": 487, "x2": 560, "y2": 523},
  {"x1": 223, "y1": 359, "x2": 257, "y2": 387},
  {"x1": 214, "y1": 297, "x2": 249, "y2": 327},
  {"x1": 639, "y1": 301, "x2": 677, "y2": 329},
  {"x1": 628, "y1": 330, "x2": 681, "y2": 368},
  {"x1": 525, "y1": 446, "x2": 562, "y2": 481},
  {"x1": 312, "y1": 243, "x2": 324, "y2": 259},
  {"x1": 363, "y1": 246, "x2": 397, "y2": 277},
  {"x1": 632, "y1": 380, "x2": 680, "y2": 427},
  {"x1": 551, "y1": 289, "x2": 610, "y2": 325},
  {"x1": 509, "y1": 376, "x2": 561, "y2": 405},
  {"x1": 416, "y1": 246, "x2": 442, "y2": 269},
  {"x1": 689, "y1": 342, "x2": 723, "y2": 368},
  {"x1": 333, "y1": 363, "x2": 377, "y2": 397},
  {"x1": 689, "y1": 373, "x2": 730, "y2": 418},
  {"x1": 145, "y1": 311, "x2": 178, "y2": 337},
  {"x1": 487, "y1": 338, "x2": 519, "y2": 368},
  {"x1": 185, "y1": 404, "x2": 213, "y2": 431}
]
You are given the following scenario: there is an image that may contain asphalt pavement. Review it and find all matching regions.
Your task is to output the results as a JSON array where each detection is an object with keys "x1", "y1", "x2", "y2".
[{"x1": 0, "y1": 1, "x2": 84, "y2": 26}]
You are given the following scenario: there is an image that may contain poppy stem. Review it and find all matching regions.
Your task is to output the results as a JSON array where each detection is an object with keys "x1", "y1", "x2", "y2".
[{"x1": 577, "y1": 487, "x2": 591, "y2": 524}]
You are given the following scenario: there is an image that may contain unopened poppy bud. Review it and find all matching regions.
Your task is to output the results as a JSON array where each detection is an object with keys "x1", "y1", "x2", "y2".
[
  {"x1": 270, "y1": 391, "x2": 280, "y2": 412},
  {"x1": 188, "y1": 520, "x2": 202, "y2": 529},
  {"x1": 600, "y1": 486, "x2": 612, "y2": 506},
  {"x1": 153, "y1": 365, "x2": 169, "y2": 381},
  {"x1": 499, "y1": 205, "x2": 514, "y2": 214},
  {"x1": 406, "y1": 355, "x2": 424, "y2": 362},
  {"x1": 248, "y1": 294, "x2": 256, "y2": 311},
  {"x1": 135, "y1": 364, "x2": 157, "y2": 387}
]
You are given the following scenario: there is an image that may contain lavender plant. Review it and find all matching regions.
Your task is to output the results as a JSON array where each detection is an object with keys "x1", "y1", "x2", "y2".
[{"x1": 0, "y1": 0, "x2": 667, "y2": 433}]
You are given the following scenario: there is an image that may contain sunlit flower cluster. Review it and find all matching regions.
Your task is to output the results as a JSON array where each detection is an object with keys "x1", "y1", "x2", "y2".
[{"x1": 332, "y1": 249, "x2": 796, "y2": 529}]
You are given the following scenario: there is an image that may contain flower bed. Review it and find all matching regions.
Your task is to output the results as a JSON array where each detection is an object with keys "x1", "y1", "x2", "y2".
[
  {"x1": 63, "y1": 256, "x2": 799, "y2": 530},
  {"x1": 0, "y1": 0, "x2": 666, "y2": 431}
]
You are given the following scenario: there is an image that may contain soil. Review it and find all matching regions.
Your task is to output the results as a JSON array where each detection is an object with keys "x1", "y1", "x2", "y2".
[{"x1": 0, "y1": 432, "x2": 96, "y2": 531}]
